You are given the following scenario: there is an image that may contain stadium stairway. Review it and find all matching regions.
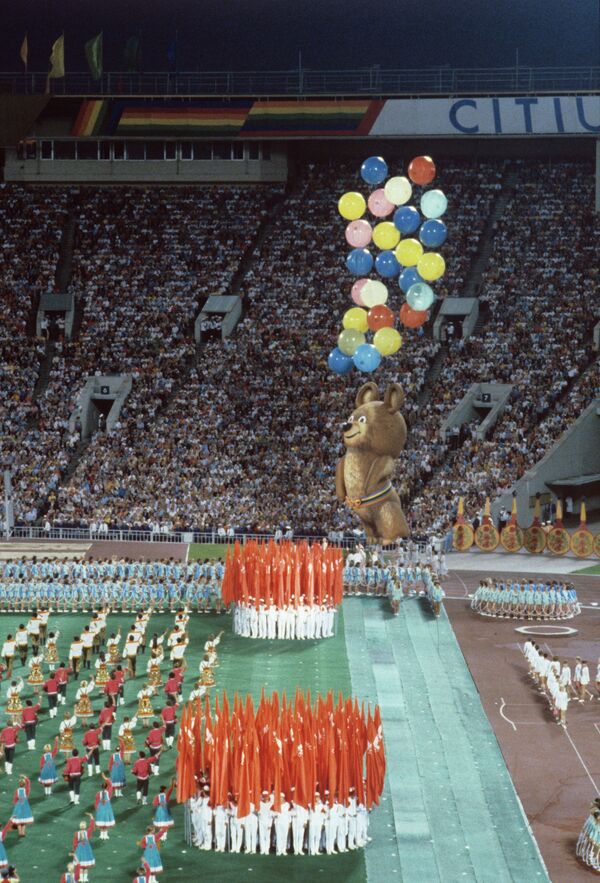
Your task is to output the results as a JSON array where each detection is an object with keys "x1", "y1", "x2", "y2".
[
  {"x1": 462, "y1": 168, "x2": 520, "y2": 300},
  {"x1": 54, "y1": 208, "x2": 77, "y2": 294},
  {"x1": 227, "y1": 187, "x2": 290, "y2": 299},
  {"x1": 343, "y1": 597, "x2": 549, "y2": 883},
  {"x1": 27, "y1": 339, "x2": 55, "y2": 422}
]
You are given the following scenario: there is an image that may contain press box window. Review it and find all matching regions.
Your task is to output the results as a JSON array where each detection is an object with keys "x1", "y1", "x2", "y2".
[
  {"x1": 180, "y1": 141, "x2": 193, "y2": 160},
  {"x1": 77, "y1": 141, "x2": 99, "y2": 160},
  {"x1": 145, "y1": 142, "x2": 164, "y2": 160},
  {"x1": 54, "y1": 142, "x2": 76, "y2": 159},
  {"x1": 40, "y1": 141, "x2": 53, "y2": 160},
  {"x1": 126, "y1": 141, "x2": 145, "y2": 160},
  {"x1": 248, "y1": 142, "x2": 260, "y2": 160}
]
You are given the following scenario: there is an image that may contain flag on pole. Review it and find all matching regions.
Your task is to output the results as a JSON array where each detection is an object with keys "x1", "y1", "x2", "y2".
[
  {"x1": 48, "y1": 34, "x2": 65, "y2": 79},
  {"x1": 20, "y1": 34, "x2": 28, "y2": 68},
  {"x1": 124, "y1": 34, "x2": 142, "y2": 73},
  {"x1": 85, "y1": 32, "x2": 103, "y2": 80}
]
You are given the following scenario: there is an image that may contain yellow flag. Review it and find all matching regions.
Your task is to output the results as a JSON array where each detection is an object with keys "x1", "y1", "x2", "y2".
[
  {"x1": 20, "y1": 34, "x2": 28, "y2": 67},
  {"x1": 49, "y1": 34, "x2": 65, "y2": 79}
]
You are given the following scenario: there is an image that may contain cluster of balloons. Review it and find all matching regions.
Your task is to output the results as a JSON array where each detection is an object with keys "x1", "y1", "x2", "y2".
[{"x1": 329, "y1": 154, "x2": 449, "y2": 374}]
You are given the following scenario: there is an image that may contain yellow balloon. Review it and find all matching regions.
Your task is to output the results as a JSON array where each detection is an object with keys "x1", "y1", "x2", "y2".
[
  {"x1": 373, "y1": 327, "x2": 402, "y2": 356},
  {"x1": 372, "y1": 221, "x2": 400, "y2": 251},
  {"x1": 342, "y1": 307, "x2": 369, "y2": 333},
  {"x1": 338, "y1": 191, "x2": 367, "y2": 221},
  {"x1": 417, "y1": 252, "x2": 446, "y2": 281},
  {"x1": 395, "y1": 238, "x2": 423, "y2": 267}
]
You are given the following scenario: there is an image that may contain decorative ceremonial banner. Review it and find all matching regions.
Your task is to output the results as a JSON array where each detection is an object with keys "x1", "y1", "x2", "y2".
[
  {"x1": 19, "y1": 34, "x2": 28, "y2": 68},
  {"x1": 594, "y1": 533, "x2": 600, "y2": 558},
  {"x1": 547, "y1": 500, "x2": 570, "y2": 556},
  {"x1": 452, "y1": 497, "x2": 473, "y2": 551},
  {"x1": 241, "y1": 99, "x2": 383, "y2": 136},
  {"x1": 475, "y1": 497, "x2": 499, "y2": 551},
  {"x1": 500, "y1": 496, "x2": 523, "y2": 552},
  {"x1": 369, "y1": 95, "x2": 600, "y2": 137},
  {"x1": 570, "y1": 502, "x2": 594, "y2": 558},
  {"x1": 523, "y1": 525, "x2": 546, "y2": 554},
  {"x1": 475, "y1": 522, "x2": 500, "y2": 551}
]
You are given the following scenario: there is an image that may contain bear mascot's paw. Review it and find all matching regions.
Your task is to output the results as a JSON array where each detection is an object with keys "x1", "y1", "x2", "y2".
[{"x1": 336, "y1": 381, "x2": 409, "y2": 545}]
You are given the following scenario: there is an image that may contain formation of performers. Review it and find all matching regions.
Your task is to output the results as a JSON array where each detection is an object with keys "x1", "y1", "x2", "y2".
[
  {"x1": 577, "y1": 798, "x2": 600, "y2": 872},
  {"x1": 0, "y1": 557, "x2": 224, "y2": 612},
  {"x1": 232, "y1": 602, "x2": 336, "y2": 639},
  {"x1": 523, "y1": 641, "x2": 600, "y2": 727},
  {"x1": 189, "y1": 788, "x2": 370, "y2": 855},
  {"x1": 471, "y1": 579, "x2": 580, "y2": 620},
  {"x1": 0, "y1": 601, "x2": 223, "y2": 882}
]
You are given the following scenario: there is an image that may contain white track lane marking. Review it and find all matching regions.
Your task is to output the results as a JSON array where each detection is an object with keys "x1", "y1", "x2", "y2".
[
  {"x1": 562, "y1": 726, "x2": 600, "y2": 794},
  {"x1": 499, "y1": 697, "x2": 517, "y2": 731},
  {"x1": 454, "y1": 572, "x2": 470, "y2": 598}
]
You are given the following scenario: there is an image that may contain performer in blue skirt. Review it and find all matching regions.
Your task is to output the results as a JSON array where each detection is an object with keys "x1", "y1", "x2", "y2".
[
  {"x1": 10, "y1": 775, "x2": 33, "y2": 837},
  {"x1": 95, "y1": 776, "x2": 116, "y2": 839},
  {"x1": 0, "y1": 820, "x2": 13, "y2": 871},
  {"x1": 152, "y1": 780, "x2": 175, "y2": 839},
  {"x1": 38, "y1": 738, "x2": 59, "y2": 795},
  {"x1": 137, "y1": 825, "x2": 166, "y2": 881},
  {"x1": 108, "y1": 747, "x2": 126, "y2": 797},
  {"x1": 72, "y1": 814, "x2": 96, "y2": 882}
]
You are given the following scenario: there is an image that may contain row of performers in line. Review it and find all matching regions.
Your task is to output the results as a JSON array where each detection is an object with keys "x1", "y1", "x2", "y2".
[
  {"x1": 232, "y1": 602, "x2": 336, "y2": 639},
  {"x1": 577, "y1": 798, "x2": 600, "y2": 872},
  {"x1": 0, "y1": 770, "x2": 175, "y2": 883},
  {"x1": 470, "y1": 579, "x2": 580, "y2": 620},
  {"x1": 343, "y1": 563, "x2": 444, "y2": 591},
  {"x1": 0, "y1": 558, "x2": 224, "y2": 581},
  {"x1": 0, "y1": 578, "x2": 225, "y2": 610},
  {"x1": 389, "y1": 573, "x2": 446, "y2": 617},
  {"x1": 189, "y1": 787, "x2": 370, "y2": 856}
]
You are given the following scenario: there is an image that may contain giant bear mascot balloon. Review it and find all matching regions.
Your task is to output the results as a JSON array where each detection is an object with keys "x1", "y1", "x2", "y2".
[{"x1": 336, "y1": 382, "x2": 409, "y2": 544}]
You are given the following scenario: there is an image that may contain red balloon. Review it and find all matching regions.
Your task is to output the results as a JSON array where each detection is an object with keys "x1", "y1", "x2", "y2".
[
  {"x1": 407, "y1": 155, "x2": 436, "y2": 185},
  {"x1": 400, "y1": 303, "x2": 429, "y2": 328},
  {"x1": 367, "y1": 304, "x2": 395, "y2": 331}
]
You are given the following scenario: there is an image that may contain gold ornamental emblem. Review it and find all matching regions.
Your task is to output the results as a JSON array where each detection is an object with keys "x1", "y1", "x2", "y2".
[
  {"x1": 452, "y1": 523, "x2": 474, "y2": 551},
  {"x1": 594, "y1": 533, "x2": 600, "y2": 558},
  {"x1": 501, "y1": 524, "x2": 523, "y2": 552},
  {"x1": 546, "y1": 527, "x2": 570, "y2": 556},
  {"x1": 523, "y1": 525, "x2": 547, "y2": 554},
  {"x1": 570, "y1": 528, "x2": 594, "y2": 558},
  {"x1": 475, "y1": 523, "x2": 499, "y2": 551}
]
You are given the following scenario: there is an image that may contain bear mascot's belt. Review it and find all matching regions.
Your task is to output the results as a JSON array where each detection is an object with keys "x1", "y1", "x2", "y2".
[{"x1": 345, "y1": 482, "x2": 393, "y2": 510}]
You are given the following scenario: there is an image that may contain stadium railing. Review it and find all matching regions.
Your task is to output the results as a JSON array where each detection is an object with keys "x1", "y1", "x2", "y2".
[{"x1": 3, "y1": 66, "x2": 600, "y2": 96}]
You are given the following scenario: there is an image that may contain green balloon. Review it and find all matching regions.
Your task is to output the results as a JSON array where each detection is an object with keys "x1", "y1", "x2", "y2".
[{"x1": 338, "y1": 328, "x2": 366, "y2": 356}]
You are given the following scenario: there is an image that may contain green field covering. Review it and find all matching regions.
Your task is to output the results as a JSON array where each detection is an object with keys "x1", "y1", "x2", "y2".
[
  {"x1": 0, "y1": 609, "x2": 366, "y2": 883},
  {"x1": 188, "y1": 543, "x2": 230, "y2": 561},
  {"x1": 572, "y1": 563, "x2": 600, "y2": 575}
]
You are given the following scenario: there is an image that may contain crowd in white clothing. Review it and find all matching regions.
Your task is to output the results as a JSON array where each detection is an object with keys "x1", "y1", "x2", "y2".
[
  {"x1": 523, "y1": 641, "x2": 600, "y2": 727},
  {"x1": 232, "y1": 602, "x2": 336, "y2": 640},
  {"x1": 189, "y1": 789, "x2": 369, "y2": 855}
]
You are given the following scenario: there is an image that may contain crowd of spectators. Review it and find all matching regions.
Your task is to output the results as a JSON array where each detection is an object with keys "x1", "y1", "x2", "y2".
[{"x1": 2, "y1": 160, "x2": 599, "y2": 537}]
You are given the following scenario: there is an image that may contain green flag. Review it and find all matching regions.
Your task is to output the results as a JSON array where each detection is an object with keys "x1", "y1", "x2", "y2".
[
  {"x1": 85, "y1": 32, "x2": 103, "y2": 80},
  {"x1": 124, "y1": 34, "x2": 141, "y2": 73}
]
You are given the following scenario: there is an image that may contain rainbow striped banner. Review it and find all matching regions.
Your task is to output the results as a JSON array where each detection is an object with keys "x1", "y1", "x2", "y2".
[
  {"x1": 116, "y1": 101, "x2": 252, "y2": 136},
  {"x1": 240, "y1": 99, "x2": 383, "y2": 136},
  {"x1": 71, "y1": 99, "x2": 110, "y2": 137}
]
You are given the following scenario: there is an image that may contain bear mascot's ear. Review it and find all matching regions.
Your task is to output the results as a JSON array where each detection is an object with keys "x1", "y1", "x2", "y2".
[
  {"x1": 355, "y1": 382, "x2": 380, "y2": 408},
  {"x1": 384, "y1": 383, "x2": 405, "y2": 413}
]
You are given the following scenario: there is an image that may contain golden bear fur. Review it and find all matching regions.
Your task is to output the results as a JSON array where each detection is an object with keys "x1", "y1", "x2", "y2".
[{"x1": 335, "y1": 381, "x2": 409, "y2": 544}]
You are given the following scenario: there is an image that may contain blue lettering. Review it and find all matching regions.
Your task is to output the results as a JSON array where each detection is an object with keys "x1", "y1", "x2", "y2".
[
  {"x1": 576, "y1": 96, "x2": 600, "y2": 132},
  {"x1": 514, "y1": 97, "x2": 538, "y2": 133},
  {"x1": 449, "y1": 99, "x2": 479, "y2": 134},
  {"x1": 553, "y1": 96, "x2": 565, "y2": 133},
  {"x1": 492, "y1": 98, "x2": 502, "y2": 134}
]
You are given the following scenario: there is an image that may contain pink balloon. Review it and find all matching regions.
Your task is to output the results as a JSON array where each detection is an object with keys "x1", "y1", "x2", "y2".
[
  {"x1": 368, "y1": 189, "x2": 395, "y2": 218},
  {"x1": 345, "y1": 219, "x2": 372, "y2": 248},
  {"x1": 351, "y1": 278, "x2": 369, "y2": 306}
]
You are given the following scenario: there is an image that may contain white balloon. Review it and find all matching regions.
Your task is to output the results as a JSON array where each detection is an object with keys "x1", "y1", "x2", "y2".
[
  {"x1": 384, "y1": 176, "x2": 412, "y2": 206},
  {"x1": 361, "y1": 279, "x2": 389, "y2": 308}
]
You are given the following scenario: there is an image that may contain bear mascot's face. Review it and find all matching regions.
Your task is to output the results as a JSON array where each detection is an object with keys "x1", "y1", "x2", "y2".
[{"x1": 342, "y1": 382, "x2": 407, "y2": 458}]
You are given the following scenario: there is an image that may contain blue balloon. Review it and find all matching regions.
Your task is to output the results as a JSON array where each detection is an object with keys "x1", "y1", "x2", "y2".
[
  {"x1": 393, "y1": 205, "x2": 421, "y2": 235},
  {"x1": 399, "y1": 266, "x2": 424, "y2": 294},
  {"x1": 406, "y1": 282, "x2": 435, "y2": 311},
  {"x1": 328, "y1": 347, "x2": 353, "y2": 375},
  {"x1": 375, "y1": 250, "x2": 400, "y2": 279},
  {"x1": 419, "y1": 219, "x2": 447, "y2": 248},
  {"x1": 360, "y1": 156, "x2": 388, "y2": 186},
  {"x1": 353, "y1": 343, "x2": 382, "y2": 373},
  {"x1": 345, "y1": 248, "x2": 374, "y2": 276}
]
